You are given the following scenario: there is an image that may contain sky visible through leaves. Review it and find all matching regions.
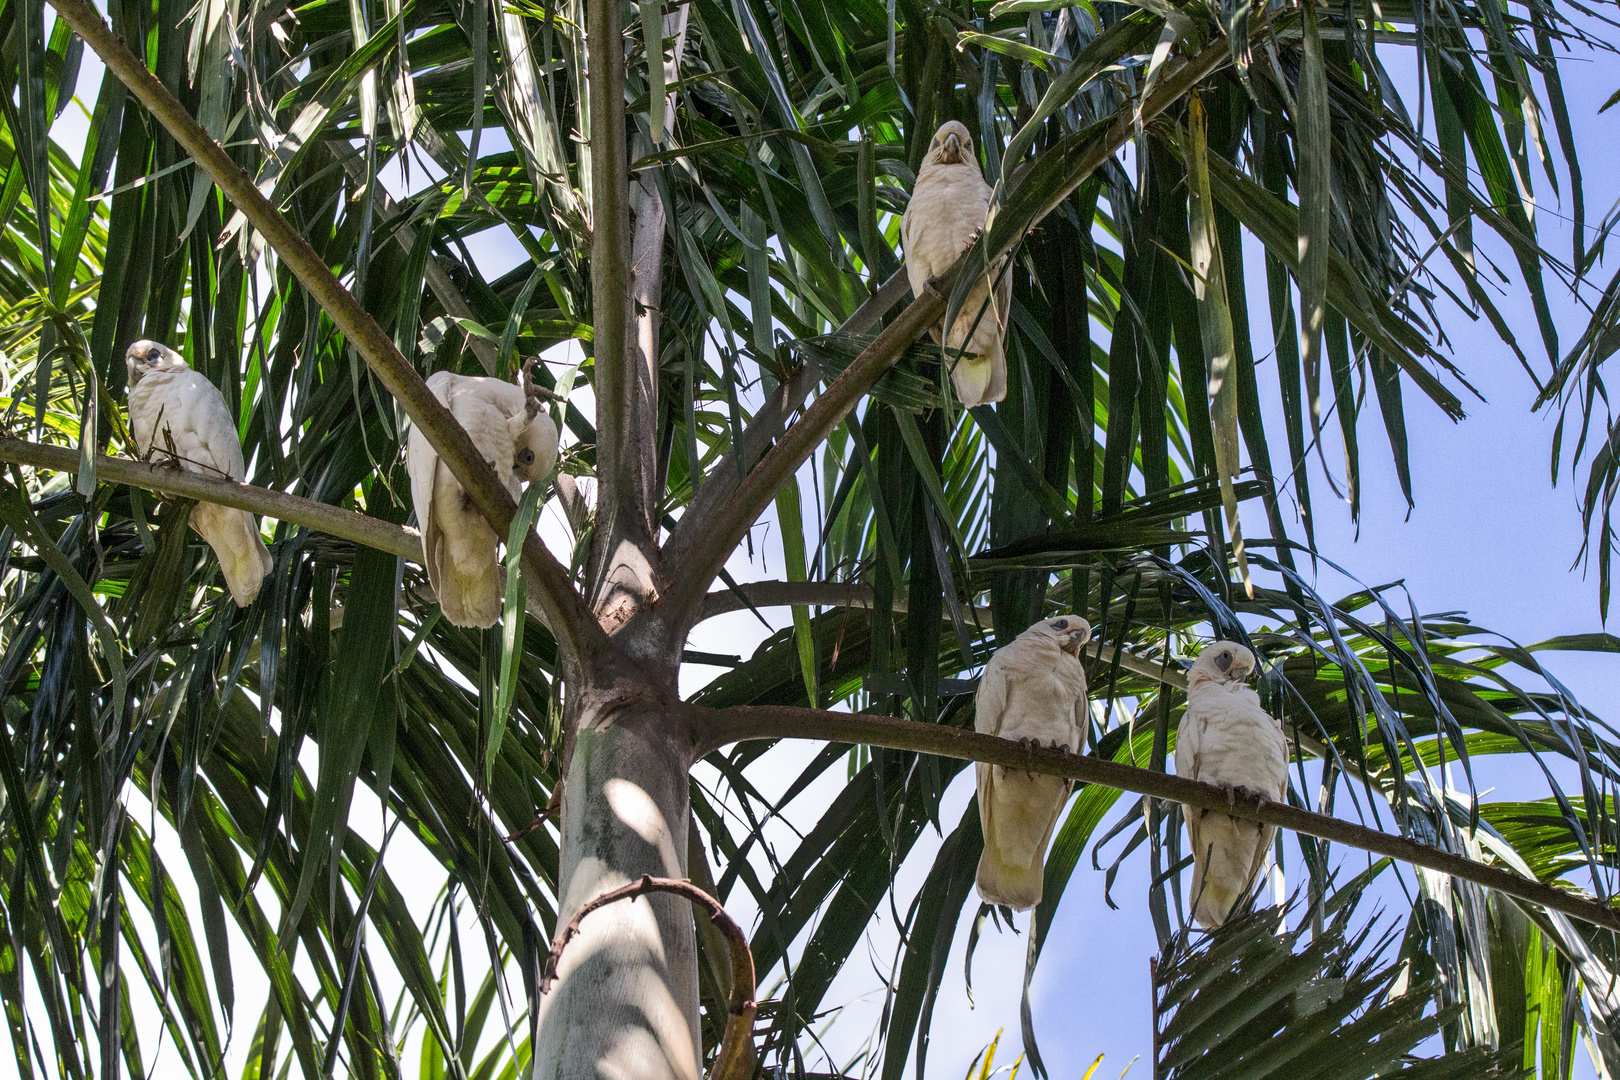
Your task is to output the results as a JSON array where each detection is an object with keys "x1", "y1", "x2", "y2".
[{"x1": 23, "y1": 10, "x2": 1620, "y2": 1077}]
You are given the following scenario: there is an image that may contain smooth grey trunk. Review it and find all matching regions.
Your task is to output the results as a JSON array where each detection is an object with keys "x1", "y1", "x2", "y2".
[
  {"x1": 533, "y1": 697, "x2": 701, "y2": 1080},
  {"x1": 534, "y1": 5, "x2": 703, "y2": 1072}
]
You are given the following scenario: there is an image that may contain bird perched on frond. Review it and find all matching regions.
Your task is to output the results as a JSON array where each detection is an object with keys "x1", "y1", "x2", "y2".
[
  {"x1": 901, "y1": 119, "x2": 1012, "y2": 407},
  {"x1": 974, "y1": 615, "x2": 1092, "y2": 910},
  {"x1": 1175, "y1": 640, "x2": 1288, "y2": 929},
  {"x1": 126, "y1": 340, "x2": 273, "y2": 607},
  {"x1": 406, "y1": 361, "x2": 559, "y2": 628}
]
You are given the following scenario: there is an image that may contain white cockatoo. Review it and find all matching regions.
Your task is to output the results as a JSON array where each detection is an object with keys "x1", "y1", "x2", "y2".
[
  {"x1": 1175, "y1": 641, "x2": 1289, "y2": 929},
  {"x1": 974, "y1": 615, "x2": 1092, "y2": 910},
  {"x1": 406, "y1": 362, "x2": 559, "y2": 629},
  {"x1": 901, "y1": 119, "x2": 1012, "y2": 407},
  {"x1": 125, "y1": 340, "x2": 273, "y2": 607}
]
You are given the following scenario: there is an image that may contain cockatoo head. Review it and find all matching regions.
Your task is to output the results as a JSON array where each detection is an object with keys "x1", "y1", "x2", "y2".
[
  {"x1": 508, "y1": 357, "x2": 562, "y2": 483},
  {"x1": 125, "y1": 340, "x2": 188, "y2": 385},
  {"x1": 925, "y1": 121, "x2": 975, "y2": 167},
  {"x1": 1028, "y1": 615, "x2": 1092, "y2": 657},
  {"x1": 1189, "y1": 640, "x2": 1256, "y2": 687},
  {"x1": 512, "y1": 412, "x2": 560, "y2": 484}
]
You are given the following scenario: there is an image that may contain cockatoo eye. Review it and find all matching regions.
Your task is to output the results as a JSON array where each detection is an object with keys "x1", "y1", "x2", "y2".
[
  {"x1": 146, "y1": 349, "x2": 160, "y2": 364},
  {"x1": 1214, "y1": 651, "x2": 1233, "y2": 673},
  {"x1": 517, "y1": 448, "x2": 535, "y2": 466},
  {"x1": 1053, "y1": 619, "x2": 1068, "y2": 630}
]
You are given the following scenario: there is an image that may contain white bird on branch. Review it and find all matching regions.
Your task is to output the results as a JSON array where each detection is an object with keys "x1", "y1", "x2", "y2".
[
  {"x1": 974, "y1": 615, "x2": 1092, "y2": 910},
  {"x1": 1176, "y1": 640, "x2": 1289, "y2": 929},
  {"x1": 125, "y1": 340, "x2": 273, "y2": 607},
  {"x1": 406, "y1": 361, "x2": 559, "y2": 628},
  {"x1": 901, "y1": 119, "x2": 1012, "y2": 407}
]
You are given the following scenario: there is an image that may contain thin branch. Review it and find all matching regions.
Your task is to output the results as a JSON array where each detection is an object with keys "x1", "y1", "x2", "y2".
[
  {"x1": 0, "y1": 436, "x2": 423, "y2": 560},
  {"x1": 698, "y1": 581, "x2": 1169, "y2": 667},
  {"x1": 663, "y1": 270, "x2": 909, "y2": 570},
  {"x1": 694, "y1": 705, "x2": 1620, "y2": 932},
  {"x1": 45, "y1": 0, "x2": 608, "y2": 665},
  {"x1": 690, "y1": 582, "x2": 1376, "y2": 785},
  {"x1": 698, "y1": 579, "x2": 992, "y2": 622},
  {"x1": 661, "y1": 39, "x2": 1233, "y2": 627},
  {"x1": 540, "y1": 875, "x2": 756, "y2": 1079},
  {"x1": 336, "y1": 153, "x2": 498, "y2": 374},
  {"x1": 0, "y1": 436, "x2": 574, "y2": 628}
]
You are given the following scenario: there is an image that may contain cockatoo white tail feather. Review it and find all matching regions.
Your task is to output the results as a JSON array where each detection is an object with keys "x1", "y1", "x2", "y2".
[
  {"x1": 125, "y1": 340, "x2": 272, "y2": 607},
  {"x1": 1175, "y1": 641, "x2": 1289, "y2": 929},
  {"x1": 973, "y1": 616, "x2": 1092, "y2": 910}
]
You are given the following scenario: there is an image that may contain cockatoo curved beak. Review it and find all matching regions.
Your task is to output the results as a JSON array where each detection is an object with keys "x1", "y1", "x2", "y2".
[{"x1": 1058, "y1": 622, "x2": 1091, "y2": 655}]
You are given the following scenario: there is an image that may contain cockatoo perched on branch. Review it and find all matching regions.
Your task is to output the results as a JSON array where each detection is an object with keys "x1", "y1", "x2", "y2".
[
  {"x1": 1175, "y1": 641, "x2": 1288, "y2": 929},
  {"x1": 901, "y1": 119, "x2": 1012, "y2": 407},
  {"x1": 974, "y1": 616, "x2": 1092, "y2": 910},
  {"x1": 126, "y1": 340, "x2": 273, "y2": 607},
  {"x1": 406, "y1": 361, "x2": 559, "y2": 629}
]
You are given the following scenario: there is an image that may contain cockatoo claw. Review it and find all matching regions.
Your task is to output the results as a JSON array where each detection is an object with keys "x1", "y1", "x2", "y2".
[
  {"x1": 519, "y1": 357, "x2": 544, "y2": 419},
  {"x1": 1016, "y1": 736, "x2": 1040, "y2": 777}
]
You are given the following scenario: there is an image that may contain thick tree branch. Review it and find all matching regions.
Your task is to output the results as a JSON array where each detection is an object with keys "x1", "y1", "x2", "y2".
[
  {"x1": 540, "y1": 875, "x2": 756, "y2": 1079},
  {"x1": 661, "y1": 40, "x2": 1232, "y2": 628},
  {"x1": 46, "y1": 0, "x2": 608, "y2": 665},
  {"x1": 663, "y1": 270, "x2": 910, "y2": 569},
  {"x1": 336, "y1": 153, "x2": 498, "y2": 374},
  {"x1": 583, "y1": 0, "x2": 662, "y2": 630},
  {"x1": 695, "y1": 705, "x2": 1620, "y2": 932}
]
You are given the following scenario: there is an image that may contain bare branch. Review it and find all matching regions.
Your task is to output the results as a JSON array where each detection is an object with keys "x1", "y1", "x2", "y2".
[
  {"x1": 664, "y1": 269, "x2": 910, "y2": 567},
  {"x1": 694, "y1": 582, "x2": 1190, "y2": 692},
  {"x1": 0, "y1": 436, "x2": 574, "y2": 628},
  {"x1": 695, "y1": 704, "x2": 1620, "y2": 933},
  {"x1": 540, "y1": 875, "x2": 756, "y2": 1079},
  {"x1": 337, "y1": 152, "x2": 498, "y2": 374},
  {"x1": 47, "y1": 0, "x2": 608, "y2": 665},
  {"x1": 661, "y1": 40, "x2": 1233, "y2": 629},
  {"x1": 698, "y1": 580, "x2": 989, "y2": 622},
  {"x1": 1, "y1": 436, "x2": 423, "y2": 560},
  {"x1": 689, "y1": 592, "x2": 1358, "y2": 782}
]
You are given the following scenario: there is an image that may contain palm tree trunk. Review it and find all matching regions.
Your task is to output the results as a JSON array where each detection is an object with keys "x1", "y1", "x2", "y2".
[{"x1": 533, "y1": 695, "x2": 702, "y2": 1080}]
